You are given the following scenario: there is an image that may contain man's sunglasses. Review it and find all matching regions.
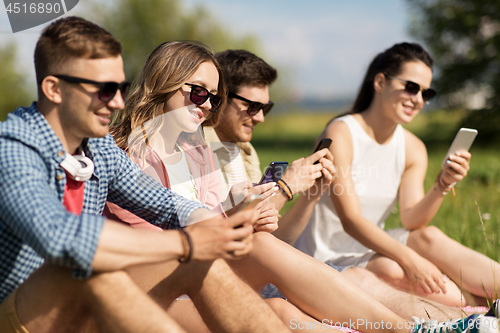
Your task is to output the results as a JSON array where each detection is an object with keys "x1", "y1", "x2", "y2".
[
  {"x1": 228, "y1": 92, "x2": 274, "y2": 116},
  {"x1": 54, "y1": 75, "x2": 131, "y2": 103},
  {"x1": 385, "y1": 75, "x2": 436, "y2": 103},
  {"x1": 184, "y1": 83, "x2": 222, "y2": 113}
]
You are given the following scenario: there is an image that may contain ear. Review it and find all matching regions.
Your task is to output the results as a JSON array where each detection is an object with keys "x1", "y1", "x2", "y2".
[
  {"x1": 40, "y1": 76, "x2": 63, "y2": 104},
  {"x1": 373, "y1": 73, "x2": 386, "y2": 94}
]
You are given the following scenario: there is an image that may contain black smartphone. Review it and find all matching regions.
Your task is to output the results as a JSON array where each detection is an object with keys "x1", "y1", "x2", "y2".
[
  {"x1": 258, "y1": 161, "x2": 289, "y2": 185},
  {"x1": 313, "y1": 138, "x2": 332, "y2": 164}
]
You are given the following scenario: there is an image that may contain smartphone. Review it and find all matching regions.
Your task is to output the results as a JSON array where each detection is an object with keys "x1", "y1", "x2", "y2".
[
  {"x1": 441, "y1": 128, "x2": 478, "y2": 168},
  {"x1": 258, "y1": 161, "x2": 289, "y2": 185},
  {"x1": 313, "y1": 138, "x2": 332, "y2": 164}
]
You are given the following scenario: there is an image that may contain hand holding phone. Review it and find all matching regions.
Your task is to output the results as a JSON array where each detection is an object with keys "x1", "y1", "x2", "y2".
[
  {"x1": 441, "y1": 128, "x2": 477, "y2": 168},
  {"x1": 313, "y1": 138, "x2": 332, "y2": 164},
  {"x1": 235, "y1": 194, "x2": 264, "y2": 228},
  {"x1": 258, "y1": 161, "x2": 289, "y2": 185}
]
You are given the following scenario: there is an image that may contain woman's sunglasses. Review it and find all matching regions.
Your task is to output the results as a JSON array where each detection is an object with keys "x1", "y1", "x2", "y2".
[
  {"x1": 386, "y1": 75, "x2": 436, "y2": 103},
  {"x1": 228, "y1": 92, "x2": 274, "y2": 116},
  {"x1": 53, "y1": 75, "x2": 131, "y2": 102},
  {"x1": 184, "y1": 83, "x2": 222, "y2": 113}
]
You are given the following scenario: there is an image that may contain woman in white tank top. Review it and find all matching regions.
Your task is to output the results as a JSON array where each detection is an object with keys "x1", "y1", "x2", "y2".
[{"x1": 296, "y1": 42, "x2": 500, "y2": 307}]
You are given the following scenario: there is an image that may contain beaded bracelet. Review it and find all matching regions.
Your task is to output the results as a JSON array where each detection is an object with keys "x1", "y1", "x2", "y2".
[
  {"x1": 178, "y1": 229, "x2": 193, "y2": 263},
  {"x1": 435, "y1": 170, "x2": 455, "y2": 196},
  {"x1": 277, "y1": 178, "x2": 294, "y2": 201}
]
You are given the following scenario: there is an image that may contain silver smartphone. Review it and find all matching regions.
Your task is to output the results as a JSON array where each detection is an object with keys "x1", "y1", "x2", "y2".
[{"x1": 441, "y1": 128, "x2": 478, "y2": 168}]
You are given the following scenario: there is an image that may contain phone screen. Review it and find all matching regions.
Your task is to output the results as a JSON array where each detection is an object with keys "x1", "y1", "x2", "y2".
[{"x1": 259, "y1": 162, "x2": 288, "y2": 184}]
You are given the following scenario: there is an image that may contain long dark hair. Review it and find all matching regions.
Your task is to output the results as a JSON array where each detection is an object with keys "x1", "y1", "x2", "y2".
[{"x1": 351, "y1": 42, "x2": 433, "y2": 114}]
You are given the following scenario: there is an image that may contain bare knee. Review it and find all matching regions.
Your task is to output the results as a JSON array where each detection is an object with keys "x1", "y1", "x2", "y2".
[
  {"x1": 83, "y1": 270, "x2": 134, "y2": 303},
  {"x1": 342, "y1": 267, "x2": 381, "y2": 288},
  {"x1": 410, "y1": 226, "x2": 446, "y2": 249},
  {"x1": 367, "y1": 259, "x2": 408, "y2": 289}
]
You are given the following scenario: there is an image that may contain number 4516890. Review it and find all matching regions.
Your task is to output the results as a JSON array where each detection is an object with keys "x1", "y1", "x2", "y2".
[{"x1": 5, "y1": 2, "x2": 62, "y2": 14}]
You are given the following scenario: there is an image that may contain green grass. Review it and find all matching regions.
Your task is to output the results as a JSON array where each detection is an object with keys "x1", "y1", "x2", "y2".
[{"x1": 252, "y1": 109, "x2": 500, "y2": 263}]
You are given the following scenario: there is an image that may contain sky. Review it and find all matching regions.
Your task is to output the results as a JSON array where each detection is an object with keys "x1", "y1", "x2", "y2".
[{"x1": 0, "y1": 0, "x2": 420, "y2": 102}]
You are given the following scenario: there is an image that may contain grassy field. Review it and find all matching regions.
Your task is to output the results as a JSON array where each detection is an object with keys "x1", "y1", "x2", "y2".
[{"x1": 251, "y1": 109, "x2": 500, "y2": 263}]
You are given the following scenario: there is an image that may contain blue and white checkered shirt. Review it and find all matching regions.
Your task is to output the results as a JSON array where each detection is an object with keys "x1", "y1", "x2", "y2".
[{"x1": 0, "y1": 103, "x2": 205, "y2": 303}]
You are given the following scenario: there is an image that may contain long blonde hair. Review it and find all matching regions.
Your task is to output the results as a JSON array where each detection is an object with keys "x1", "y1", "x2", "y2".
[{"x1": 110, "y1": 41, "x2": 226, "y2": 153}]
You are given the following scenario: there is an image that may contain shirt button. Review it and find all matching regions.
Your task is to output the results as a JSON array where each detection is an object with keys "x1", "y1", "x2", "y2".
[
  {"x1": 56, "y1": 174, "x2": 64, "y2": 181},
  {"x1": 57, "y1": 151, "x2": 64, "y2": 157}
]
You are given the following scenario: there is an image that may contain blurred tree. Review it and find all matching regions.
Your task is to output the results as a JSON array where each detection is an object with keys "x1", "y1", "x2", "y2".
[
  {"x1": 407, "y1": 0, "x2": 499, "y2": 109},
  {"x1": 0, "y1": 43, "x2": 32, "y2": 121},
  {"x1": 91, "y1": 0, "x2": 260, "y2": 83},
  {"x1": 407, "y1": 0, "x2": 500, "y2": 144}
]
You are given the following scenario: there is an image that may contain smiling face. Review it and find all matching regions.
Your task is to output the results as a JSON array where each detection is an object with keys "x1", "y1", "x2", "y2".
[
  {"x1": 57, "y1": 56, "x2": 126, "y2": 147},
  {"x1": 214, "y1": 84, "x2": 269, "y2": 143},
  {"x1": 378, "y1": 60, "x2": 433, "y2": 124},
  {"x1": 163, "y1": 61, "x2": 220, "y2": 133}
]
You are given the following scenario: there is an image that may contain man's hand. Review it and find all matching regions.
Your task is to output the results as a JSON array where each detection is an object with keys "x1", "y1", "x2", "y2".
[
  {"x1": 303, "y1": 149, "x2": 336, "y2": 201},
  {"x1": 281, "y1": 148, "x2": 334, "y2": 195},
  {"x1": 185, "y1": 210, "x2": 258, "y2": 260}
]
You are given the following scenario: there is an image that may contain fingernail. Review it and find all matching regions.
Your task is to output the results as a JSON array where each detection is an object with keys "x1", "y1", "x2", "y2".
[
  {"x1": 455, "y1": 152, "x2": 461, "y2": 156},
  {"x1": 274, "y1": 186, "x2": 279, "y2": 191},
  {"x1": 446, "y1": 160, "x2": 451, "y2": 164}
]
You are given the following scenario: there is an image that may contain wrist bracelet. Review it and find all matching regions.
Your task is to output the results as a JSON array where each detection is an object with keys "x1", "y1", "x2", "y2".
[
  {"x1": 178, "y1": 228, "x2": 193, "y2": 263},
  {"x1": 277, "y1": 179, "x2": 293, "y2": 201},
  {"x1": 435, "y1": 170, "x2": 455, "y2": 196}
]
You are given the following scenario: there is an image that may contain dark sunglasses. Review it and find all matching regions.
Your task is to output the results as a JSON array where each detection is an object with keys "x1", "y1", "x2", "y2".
[
  {"x1": 228, "y1": 92, "x2": 274, "y2": 116},
  {"x1": 54, "y1": 75, "x2": 131, "y2": 103},
  {"x1": 386, "y1": 75, "x2": 436, "y2": 103},
  {"x1": 184, "y1": 83, "x2": 222, "y2": 113}
]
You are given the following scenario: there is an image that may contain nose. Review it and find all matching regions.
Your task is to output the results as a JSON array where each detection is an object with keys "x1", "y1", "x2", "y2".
[
  {"x1": 408, "y1": 89, "x2": 425, "y2": 106},
  {"x1": 252, "y1": 109, "x2": 265, "y2": 124},
  {"x1": 200, "y1": 98, "x2": 213, "y2": 114},
  {"x1": 108, "y1": 90, "x2": 126, "y2": 110}
]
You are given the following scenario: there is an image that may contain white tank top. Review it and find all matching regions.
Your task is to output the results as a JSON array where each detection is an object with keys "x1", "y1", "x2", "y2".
[{"x1": 294, "y1": 114, "x2": 406, "y2": 265}]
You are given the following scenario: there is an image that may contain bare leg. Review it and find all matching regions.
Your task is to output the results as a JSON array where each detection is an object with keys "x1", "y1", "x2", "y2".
[
  {"x1": 365, "y1": 254, "x2": 469, "y2": 307},
  {"x1": 266, "y1": 298, "x2": 344, "y2": 332},
  {"x1": 408, "y1": 226, "x2": 500, "y2": 301},
  {"x1": 167, "y1": 298, "x2": 345, "y2": 333},
  {"x1": 16, "y1": 265, "x2": 185, "y2": 333},
  {"x1": 342, "y1": 267, "x2": 481, "y2": 321},
  {"x1": 229, "y1": 232, "x2": 409, "y2": 333},
  {"x1": 168, "y1": 299, "x2": 211, "y2": 333},
  {"x1": 126, "y1": 258, "x2": 289, "y2": 333}
]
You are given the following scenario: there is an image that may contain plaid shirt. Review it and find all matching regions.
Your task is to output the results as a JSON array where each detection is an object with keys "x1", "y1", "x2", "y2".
[{"x1": 0, "y1": 103, "x2": 205, "y2": 302}]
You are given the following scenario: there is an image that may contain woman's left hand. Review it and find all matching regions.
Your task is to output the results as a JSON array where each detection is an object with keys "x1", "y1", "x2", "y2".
[
  {"x1": 441, "y1": 151, "x2": 471, "y2": 186},
  {"x1": 253, "y1": 201, "x2": 279, "y2": 233}
]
